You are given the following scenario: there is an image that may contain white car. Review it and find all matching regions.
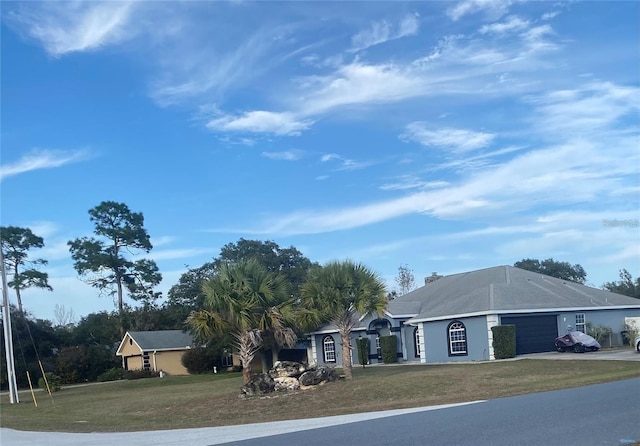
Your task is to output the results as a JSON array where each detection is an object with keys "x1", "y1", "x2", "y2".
[{"x1": 635, "y1": 335, "x2": 640, "y2": 353}]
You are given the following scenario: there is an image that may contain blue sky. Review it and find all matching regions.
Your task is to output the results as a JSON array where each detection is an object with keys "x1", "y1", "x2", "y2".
[{"x1": 1, "y1": 1, "x2": 639, "y2": 323}]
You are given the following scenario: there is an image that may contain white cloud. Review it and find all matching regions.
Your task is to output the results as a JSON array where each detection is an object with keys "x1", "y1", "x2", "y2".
[
  {"x1": 223, "y1": 81, "x2": 638, "y2": 235},
  {"x1": 479, "y1": 16, "x2": 529, "y2": 34},
  {"x1": 206, "y1": 111, "x2": 313, "y2": 136},
  {"x1": 300, "y1": 62, "x2": 422, "y2": 115},
  {"x1": 349, "y1": 13, "x2": 419, "y2": 52},
  {"x1": 402, "y1": 124, "x2": 496, "y2": 153},
  {"x1": 447, "y1": 0, "x2": 516, "y2": 21},
  {"x1": 10, "y1": 1, "x2": 136, "y2": 56},
  {"x1": 379, "y1": 176, "x2": 449, "y2": 191},
  {"x1": 262, "y1": 150, "x2": 303, "y2": 161},
  {"x1": 320, "y1": 153, "x2": 375, "y2": 171},
  {"x1": 0, "y1": 149, "x2": 91, "y2": 181}
]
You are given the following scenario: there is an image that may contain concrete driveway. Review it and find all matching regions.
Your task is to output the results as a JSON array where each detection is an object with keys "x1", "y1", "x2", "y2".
[{"x1": 522, "y1": 347, "x2": 640, "y2": 361}]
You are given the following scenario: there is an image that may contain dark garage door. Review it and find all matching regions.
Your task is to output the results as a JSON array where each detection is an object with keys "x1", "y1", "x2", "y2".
[{"x1": 501, "y1": 315, "x2": 558, "y2": 355}]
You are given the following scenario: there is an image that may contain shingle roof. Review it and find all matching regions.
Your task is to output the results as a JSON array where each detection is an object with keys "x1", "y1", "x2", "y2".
[
  {"x1": 128, "y1": 330, "x2": 194, "y2": 351},
  {"x1": 400, "y1": 265, "x2": 640, "y2": 322},
  {"x1": 307, "y1": 265, "x2": 640, "y2": 333}
]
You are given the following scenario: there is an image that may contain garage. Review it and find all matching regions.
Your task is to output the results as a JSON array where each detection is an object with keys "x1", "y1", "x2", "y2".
[{"x1": 501, "y1": 315, "x2": 559, "y2": 355}]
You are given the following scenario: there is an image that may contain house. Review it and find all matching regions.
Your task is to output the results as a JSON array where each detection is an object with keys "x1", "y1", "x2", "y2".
[
  {"x1": 116, "y1": 330, "x2": 195, "y2": 375},
  {"x1": 307, "y1": 265, "x2": 640, "y2": 366}
]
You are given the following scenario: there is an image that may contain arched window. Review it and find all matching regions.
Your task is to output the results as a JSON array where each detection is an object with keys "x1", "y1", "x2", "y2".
[
  {"x1": 414, "y1": 327, "x2": 421, "y2": 358},
  {"x1": 448, "y1": 321, "x2": 467, "y2": 356},
  {"x1": 323, "y1": 336, "x2": 336, "y2": 363}
]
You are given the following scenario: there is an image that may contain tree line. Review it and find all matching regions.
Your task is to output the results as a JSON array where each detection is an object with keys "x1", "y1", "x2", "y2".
[{"x1": 2, "y1": 201, "x2": 639, "y2": 388}]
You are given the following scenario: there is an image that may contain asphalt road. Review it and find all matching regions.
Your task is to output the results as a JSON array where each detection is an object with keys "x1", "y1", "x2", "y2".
[{"x1": 2, "y1": 378, "x2": 639, "y2": 446}]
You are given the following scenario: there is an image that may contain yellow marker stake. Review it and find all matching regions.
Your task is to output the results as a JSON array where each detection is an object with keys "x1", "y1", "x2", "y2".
[{"x1": 26, "y1": 371, "x2": 38, "y2": 407}]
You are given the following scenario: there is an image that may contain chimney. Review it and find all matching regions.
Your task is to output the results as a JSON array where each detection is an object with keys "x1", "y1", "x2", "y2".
[{"x1": 425, "y1": 272, "x2": 443, "y2": 285}]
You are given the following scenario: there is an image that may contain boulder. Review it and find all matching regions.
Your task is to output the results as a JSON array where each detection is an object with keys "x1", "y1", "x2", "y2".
[
  {"x1": 273, "y1": 376, "x2": 300, "y2": 392},
  {"x1": 269, "y1": 361, "x2": 307, "y2": 379},
  {"x1": 298, "y1": 366, "x2": 338, "y2": 386},
  {"x1": 240, "y1": 373, "x2": 275, "y2": 397}
]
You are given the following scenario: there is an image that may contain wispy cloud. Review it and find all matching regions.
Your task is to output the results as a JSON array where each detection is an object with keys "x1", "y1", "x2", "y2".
[
  {"x1": 349, "y1": 13, "x2": 419, "y2": 52},
  {"x1": 262, "y1": 150, "x2": 303, "y2": 161},
  {"x1": 207, "y1": 111, "x2": 313, "y2": 136},
  {"x1": 379, "y1": 176, "x2": 449, "y2": 191},
  {"x1": 217, "y1": 80, "x2": 638, "y2": 235},
  {"x1": 9, "y1": 1, "x2": 136, "y2": 56},
  {"x1": 1, "y1": 149, "x2": 91, "y2": 181},
  {"x1": 320, "y1": 153, "x2": 375, "y2": 171},
  {"x1": 402, "y1": 124, "x2": 496, "y2": 153},
  {"x1": 479, "y1": 15, "x2": 529, "y2": 35},
  {"x1": 447, "y1": 0, "x2": 517, "y2": 22}
]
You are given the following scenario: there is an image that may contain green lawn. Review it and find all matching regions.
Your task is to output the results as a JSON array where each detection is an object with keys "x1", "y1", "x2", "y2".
[{"x1": 1, "y1": 359, "x2": 639, "y2": 433}]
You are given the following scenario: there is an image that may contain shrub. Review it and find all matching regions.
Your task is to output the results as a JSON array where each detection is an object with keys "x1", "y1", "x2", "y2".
[
  {"x1": 97, "y1": 367, "x2": 125, "y2": 382},
  {"x1": 379, "y1": 335, "x2": 398, "y2": 364},
  {"x1": 492, "y1": 325, "x2": 516, "y2": 359},
  {"x1": 356, "y1": 337, "x2": 370, "y2": 368},
  {"x1": 38, "y1": 372, "x2": 62, "y2": 392},
  {"x1": 124, "y1": 369, "x2": 160, "y2": 380},
  {"x1": 586, "y1": 322, "x2": 612, "y2": 345},
  {"x1": 181, "y1": 345, "x2": 223, "y2": 374},
  {"x1": 622, "y1": 322, "x2": 639, "y2": 346},
  {"x1": 55, "y1": 345, "x2": 119, "y2": 384}
]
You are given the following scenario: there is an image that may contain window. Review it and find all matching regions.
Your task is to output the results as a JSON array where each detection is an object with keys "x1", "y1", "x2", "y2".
[
  {"x1": 448, "y1": 321, "x2": 467, "y2": 356},
  {"x1": 376, "y1": 334, "x2": 381, "y2": 359},
  {"x1": 414, "y1": 327, "x2": 421, "y2": 358},
  {"x1": 221, "y1": 349, "x2": 233, "y2": 368},
  {"x1": 323, "y1": 336, "x2": 336, "y2": 363},
  {"x1": 575, "y1": 314, "x2": 585, "y2": 333},
  {"x1": 142, "y1": 352, "x2": 151, "y2": 370}
]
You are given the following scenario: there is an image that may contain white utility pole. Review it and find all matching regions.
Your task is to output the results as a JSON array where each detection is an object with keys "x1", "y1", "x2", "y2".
[{"x1": 1, "y1": 247, "x2": 20, "y2": 403}]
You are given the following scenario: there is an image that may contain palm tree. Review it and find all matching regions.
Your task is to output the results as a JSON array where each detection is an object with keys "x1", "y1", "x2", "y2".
[
  {"x1": 301, "y1": 260, "x2": 387, "y2": 379},
  {"x1": 187, "y1": 259, "x2": 297, "y2": 384}
]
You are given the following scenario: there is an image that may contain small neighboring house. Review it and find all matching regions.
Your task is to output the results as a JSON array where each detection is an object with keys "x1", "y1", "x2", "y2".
[
  {"x1": 307, "y1": 265, "x2": 640, "y2": 366},
  {"x1": 116, "y1": 330, "x2": 195, "y2": 375}
]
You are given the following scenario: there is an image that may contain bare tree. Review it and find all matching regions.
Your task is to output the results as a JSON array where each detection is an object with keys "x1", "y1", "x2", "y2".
[{"x1": 395, "y1": 264, "x2": 416, "y2": 296}]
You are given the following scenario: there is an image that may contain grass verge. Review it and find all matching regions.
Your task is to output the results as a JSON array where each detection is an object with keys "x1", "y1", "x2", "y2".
[{"x1": 1, "y1": 359, "x2": 639, "y2": 433}]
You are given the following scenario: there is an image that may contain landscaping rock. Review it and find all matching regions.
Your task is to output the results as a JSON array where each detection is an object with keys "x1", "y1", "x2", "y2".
[
  {"x1": 240, "y1": 373, "x2": 275, "y2": 397},
  {"x1": 298, "y1": 366, "x2": 338, "y2": 386},
  {"x1": 268, "y1": 361, "x2": 307, "y2": 379},
  {"x1": 273, "y1": 376, "x2": 300, "y2": 392}
]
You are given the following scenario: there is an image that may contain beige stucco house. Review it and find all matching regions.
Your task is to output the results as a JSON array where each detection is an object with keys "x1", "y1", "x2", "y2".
[{"x1": 116, "y1": 330, "x2": 195, "y2": 376}]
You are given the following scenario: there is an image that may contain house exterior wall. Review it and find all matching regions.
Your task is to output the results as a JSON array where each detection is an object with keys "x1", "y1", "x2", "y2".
[
  {"x1": 119, "y1": 336, "x2": 142, "y2": 356},
  {"x1": 154, "y1": 351, "x2": 190, "y2": 375},
  {"x1": 558, "y1": 308, "x2": 640, "y2": 347},
  {"x1": 421, "y1": 316, "x2": 491, "y2": 363}
]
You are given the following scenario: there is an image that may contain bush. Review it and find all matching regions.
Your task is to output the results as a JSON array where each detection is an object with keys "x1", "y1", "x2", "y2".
[
  {"x1": 38, "y1": 372, "x2": 62, "y2": 392},
  {"x1": 356, "y1": 337, "x2": 370, "y2": 368},
  {"x1": 622, "y1": 322, "x2": 639, "y2": 346},
  {"x1": 55, "y1": 345, "x2": 119, "y2": 384},
  {"x1": 586, "y1": 322, "x2": 612, "y2": 345},
  {"x1": 181, "y1": 345, "x2": 223, "y2": 374},
  {"x1": 492, "y1": 325, "x2": 516, "y2": 359},
  {"x1": 97, "y1": 367, "x2": 125, "y2": 382},
  {"x1": 124, "y1": 369, "x2": 160, "y2": 380},
  {"x1": 379, "y1": 335, "x2": 398, "y2": 364}
]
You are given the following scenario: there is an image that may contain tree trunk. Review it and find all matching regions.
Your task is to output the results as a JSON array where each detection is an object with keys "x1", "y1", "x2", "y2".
[
  {"x1": 12, "y1": 264, "x2": 23, "y2": 315},
  {"x1": 14, "y1": 287, "x2": 23, "y2": 315},
  {"x1": 117, "y1": 278, "x2": 125, "y2": 335},
  {"x1": 242, "y1": 360, "x2": 252, "y2": 384},
  {"x1": 340, "y1": 330, "x2": 353, "y2": 379}
]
